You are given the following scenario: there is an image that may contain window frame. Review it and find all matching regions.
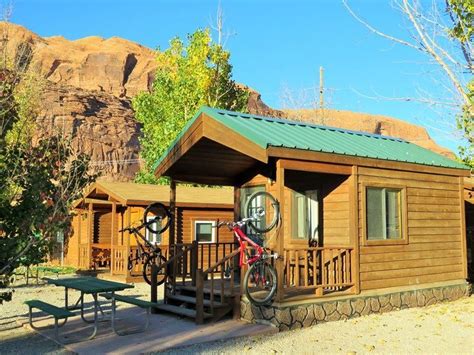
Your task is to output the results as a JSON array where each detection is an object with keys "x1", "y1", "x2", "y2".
[
  {"x1": 194, "y1": 220, "x2": 217, "y2": 244},
  {"x1": 361, "y1": 182, "x2": 408, "y2": 246},
  {"x1": 239, "y1": 184, "x2": 266, "y2": 243}
]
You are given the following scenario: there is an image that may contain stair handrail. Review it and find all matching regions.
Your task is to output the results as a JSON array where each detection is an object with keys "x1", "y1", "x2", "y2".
[
  {"x1": 202, "y1": 247, "x2": 241, "y2": 275},
  {"x1": 195, "y1": 246, "x2": 242, "y2": 324}
]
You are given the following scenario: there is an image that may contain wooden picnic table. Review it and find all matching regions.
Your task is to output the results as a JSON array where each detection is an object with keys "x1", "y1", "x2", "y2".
[{"x1": 47, "y1": 277, "x2": 134, "y2": 340}]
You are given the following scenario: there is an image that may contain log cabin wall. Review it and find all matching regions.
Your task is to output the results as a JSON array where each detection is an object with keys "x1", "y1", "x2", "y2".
[
  {"x1": 176, "y1": 207, "x2": 234, "y2": 244},
  {"x1": 358, "y1": 167, "x2": 465, "y2": 290}
]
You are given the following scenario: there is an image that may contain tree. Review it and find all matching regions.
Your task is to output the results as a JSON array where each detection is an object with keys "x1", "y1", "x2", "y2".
[
  {"x1": 343, "y1": 0, "x2": 473, "y2": 168},
  {"x1": 132, "y1": 28, "x2": 248, "y2": 183},
  {"x1": 0, "y1": 20, "x2": 96, "y2": 301}
]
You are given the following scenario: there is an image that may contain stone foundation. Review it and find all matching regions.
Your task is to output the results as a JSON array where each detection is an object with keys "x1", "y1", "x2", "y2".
[{"x1": 241, "y1": 281, "x2": 471, "y2": 331}]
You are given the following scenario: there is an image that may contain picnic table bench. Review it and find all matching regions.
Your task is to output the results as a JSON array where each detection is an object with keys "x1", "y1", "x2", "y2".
[{"x1": 24, "y1": 300, "x2": 75, "y2": 341}]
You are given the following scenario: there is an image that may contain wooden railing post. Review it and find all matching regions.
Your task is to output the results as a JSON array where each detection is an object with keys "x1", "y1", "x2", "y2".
[
  {"x1": 275, "y1": 160, "x2": 285, "y2": 302},
  {"x1": 195, "y1": 269, "x2": 204, "y2": 324},
  {"x1": 191, "y1": 240, "x2": 198, "y2": 286},
  {"x1": 350, "y1": 166, "x2": 360, "y2": 294},
  {"x1": 110, "y1": 202, "x2": 116, "y2": 275}
]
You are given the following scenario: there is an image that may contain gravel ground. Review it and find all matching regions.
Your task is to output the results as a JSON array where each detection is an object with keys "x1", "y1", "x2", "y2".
[
  {"x1": 162, "y1": 295, "x2": 474, "y2": 355},
  {"x1": 1, "y1": 280, "x2": 473, "y2": 354}
]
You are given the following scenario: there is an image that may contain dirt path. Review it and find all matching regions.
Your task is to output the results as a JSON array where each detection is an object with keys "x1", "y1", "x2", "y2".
[{"x1": 1, "y1": 282, "x2": 473, "y2": 354}]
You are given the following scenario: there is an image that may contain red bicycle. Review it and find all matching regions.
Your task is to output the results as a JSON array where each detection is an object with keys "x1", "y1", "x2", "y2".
[{"x1": 218, "y1": 191, "x2": 280, "y2": 305}]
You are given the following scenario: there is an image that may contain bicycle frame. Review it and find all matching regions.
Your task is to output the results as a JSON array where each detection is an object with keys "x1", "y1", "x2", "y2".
[
  {"x1": 125, "y1": 225, "x2": 162, "y2": 269},
  {"x1": 232, "y1": 224, "x2": 265, "y2": 268}
]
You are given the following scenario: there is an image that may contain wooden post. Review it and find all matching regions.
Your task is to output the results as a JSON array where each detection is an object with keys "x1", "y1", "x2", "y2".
[
  {"x1": 349, "y1": 166, "x2": 360, "y2": 294},
  {"x1": 151, "y1": 264, "x2": 159, "y2": 314},
  {"x1": 233, "y1": 187, "x2": 241, "y2": 285},
  {"x1": 191, "y1": 240, "x2": 198, "y2": 286},
  {"x1": 110, "y1": 202, "x2": 116, "y2": 275},
  {"x1": 87, "y1": 203, "x2": 93, "y2": 269},
  {"x1": 125, "y1": 207, "x2": 131, "y2": 279},
  {"x1": 77, "y1": 210, "x2": 82, "y2": 267},
  {"x1": 460, "y1": 176, "x2": 468, "y2": 279},
  {"x1": 275, "y1": 160, "x2": 285, "y2": 302},
  {"x1": 169, "y1": 179, "x2": 176, "y2": 247},
  {"x1": 195, "y1": 269, "x2": 204, "y2": 324}
]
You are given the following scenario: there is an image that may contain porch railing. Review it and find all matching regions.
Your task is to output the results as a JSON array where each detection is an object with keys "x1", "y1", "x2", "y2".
[
  {"x1": 112, "y1": 245, "x2": 128, "y2": 275},
  {"x1": 78, "y1": 244, "x2": 90, "y2": 269},
  {"x1": 195, "y1": 246, "x2": 240, "y2": 323},
  {"x1": 283, "y1": 246, "x2": 355, "y2": 295},
  {"x1": 196, "y1": 242, "x2": 237, "y2": 271}
]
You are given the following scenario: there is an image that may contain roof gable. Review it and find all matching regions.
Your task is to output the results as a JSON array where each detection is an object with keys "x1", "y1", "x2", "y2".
[
  {"x1": 82, "y1": 181, "x2": 233, "y2": 206},
  {"x1": 197, "y1": 106, "x2": 468, "y2": 170}
]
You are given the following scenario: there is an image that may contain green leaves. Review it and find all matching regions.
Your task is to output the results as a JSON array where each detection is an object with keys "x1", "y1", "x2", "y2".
[{"x1": 132, "y1": 28, "x2": 248, "y2": 182}]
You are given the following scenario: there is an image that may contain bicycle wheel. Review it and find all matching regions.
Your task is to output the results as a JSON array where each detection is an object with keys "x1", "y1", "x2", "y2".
[
  {"x1": 143, "y1": 202, "x2": 171, "y2": 234},
  {"x1": 244, "y1": 191, "x2": 280, "y2": 233},
  {"x1": 143, "y1": 253, "x2": 167, "y2": 286},
  {"x1": 243, "y1": 260, "x2": 277, "y2": 305}
]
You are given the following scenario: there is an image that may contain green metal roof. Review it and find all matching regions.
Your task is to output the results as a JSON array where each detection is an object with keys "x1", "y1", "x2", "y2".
[{"x1": 154, "y1": 106, "x2": 469, "y2": 171}]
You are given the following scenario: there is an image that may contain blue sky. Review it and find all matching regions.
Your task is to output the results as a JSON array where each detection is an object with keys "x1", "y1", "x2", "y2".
[{"x1": 11, "y1": 0, "x2": 463, "y2": 152}]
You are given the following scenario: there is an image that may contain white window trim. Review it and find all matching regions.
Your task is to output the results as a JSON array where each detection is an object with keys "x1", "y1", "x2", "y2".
[{"x1": 194, "y1": 220, "x2": 216, "y2": 244}]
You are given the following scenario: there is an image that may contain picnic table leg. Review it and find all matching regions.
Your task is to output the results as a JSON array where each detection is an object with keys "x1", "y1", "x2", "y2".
[
  {"x1": 110, "y1": 291, "x2": 116, "y2": 331},
  {"x1": 65, "y1": 287, "x2": 69, "y2": 309},
  {"x1": 87, "y1": 293, "x2": 99, "y2": 340}
]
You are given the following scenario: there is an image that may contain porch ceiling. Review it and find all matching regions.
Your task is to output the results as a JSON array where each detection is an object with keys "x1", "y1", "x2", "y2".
[{"x1": 166, "y1": 137, "x2": 263, "y2": 185}]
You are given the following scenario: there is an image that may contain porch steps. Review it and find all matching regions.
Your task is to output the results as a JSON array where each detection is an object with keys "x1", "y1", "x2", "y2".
[
  {"x1": 167, "y1": 294, "x2": 228, "y2": 308},
  {"x1": 154, "y1": 303, "x2": 213, "y2": 320},
  {"x1": 176, "y1": 285, "x2": 233, "y2": 297},
  {"x1": 161, "y1": 284, "x2": 236, "y2": 324}
]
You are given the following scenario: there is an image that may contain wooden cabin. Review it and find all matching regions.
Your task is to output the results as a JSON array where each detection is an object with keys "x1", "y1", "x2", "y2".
[
  {"x1": 151, "y1": 106, "x2": 471, "y2": 327},
  {"x1": 60, "y1": 181, "x2": 234, "y2": 282}
]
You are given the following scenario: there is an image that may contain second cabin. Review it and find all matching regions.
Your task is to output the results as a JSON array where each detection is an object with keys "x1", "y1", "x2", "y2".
[{"x1": 59, "y1": 181, "x2": 235, "y2": 282}]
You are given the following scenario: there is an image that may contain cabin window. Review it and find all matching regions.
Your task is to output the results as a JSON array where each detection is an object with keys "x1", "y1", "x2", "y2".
[
  {"x1": 145, "y1": 216, "x2": 162, "y2": 244},
  {"x1": 366, "y1": 187, "x2": 402, "y2": 241},
  {"x1": 240, "y1": 185, "x2": 265, "y2": 243},
  {"x1": 291, "y1": 190, "x2": 319, "y2": 243},
  {"x1": 194, "y1": 221, "x2": 216, "y2": 243}
]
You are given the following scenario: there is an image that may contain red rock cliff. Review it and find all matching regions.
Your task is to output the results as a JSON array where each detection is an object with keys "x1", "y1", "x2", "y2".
[{"x1": 2, "y1": 22, "x2": 454, "y2": 181}]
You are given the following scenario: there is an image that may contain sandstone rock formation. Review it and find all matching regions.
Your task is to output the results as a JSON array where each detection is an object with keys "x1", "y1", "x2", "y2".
[
  {"x1": 35, "y1": 83, "x2": 141, "y2": 181},
  {"x1": 2, "y1": 22, "x2": 455, "y2": 181},
  {"x1": 2, "y1": 22, "x2": 156, "y2": 97}
]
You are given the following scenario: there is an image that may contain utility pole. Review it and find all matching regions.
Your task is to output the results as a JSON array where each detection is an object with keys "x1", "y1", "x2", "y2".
[
  {"x1": 319, "y1": 66, "x2": 324, "y2": 110},
  {"x1": 319, "y1": 66, "x2": 325, "y2": 124}
]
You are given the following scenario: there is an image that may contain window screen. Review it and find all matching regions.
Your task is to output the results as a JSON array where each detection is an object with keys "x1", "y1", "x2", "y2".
[
  {"x1": 366, "y1": 187, "x2": 402, "y2": 240},
  {"x1": 195, "y1": 221, "x2": 215, "y2": 243}
]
